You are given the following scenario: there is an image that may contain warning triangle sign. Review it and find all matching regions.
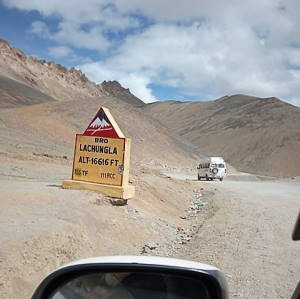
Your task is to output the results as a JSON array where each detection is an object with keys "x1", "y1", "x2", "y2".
[{"x1": 83, "y1": 107, "x2": 124, "y2": 138}]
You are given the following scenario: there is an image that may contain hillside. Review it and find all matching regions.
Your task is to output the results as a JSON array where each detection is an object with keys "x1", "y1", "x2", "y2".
[
  {"x1": 0, "y1": 39, "x2": 208, "y2": 298},
  {"x1": 0, "y1": 74, "x2": 57, "y2": 108},
  {"x1": 144, "y1": 95, "x2": 300, "y2": 177},
  {"x1": 0, "y1": 38, "x2": 299, "y2": 299},
  {"x1": 0, "y1": 96, "x2": 203, "y2": 169},
  {"x1": 1, "y1": 38, "x2": 299, "y2": 176},
  {"x1": 0, "y1": 39, "x2": 145, "y2": 107},
  {"x1": 101, "y1": 80, "x2": 145, "y2": 107},
  {"x1": 0, "y1": 39, "x2": 104, "y2": 102},
  {"x1": 0, "y1": 39, "x2": 202, "y2": 169}
]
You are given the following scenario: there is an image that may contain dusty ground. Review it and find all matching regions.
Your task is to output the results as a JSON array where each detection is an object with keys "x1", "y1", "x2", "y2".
[
  {"x1": 0, "y1": 156, "x2": 212, "y2": 299},
  {"x1": 1, "y1": 38, "x2": 299, "y2": 299},
  {"x1": 171, "y1": 173, "x2": 300, "y2": 299},
  {"x1": 0, "y1": 157, "x2": 299, "y2": 299}
]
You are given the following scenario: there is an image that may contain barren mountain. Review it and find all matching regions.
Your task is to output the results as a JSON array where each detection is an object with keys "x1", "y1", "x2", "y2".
[
  {"x1": 1, "y1": 38, "x2": 299, "y2": 177},
  {"x1": 0, "y1": 40, "x2": 208, "y2": 298},
  {"x1": 0, "y1": 39, "x2": 201, "y2": 169},
  {"x1": 0, "y1": 39, "x2": 103, "y2": 102},
  {"x1": 144, "y1": 95, "x2": 300, "y2": 176},
  {"x1": 0, "y1": 38, "x2": 299, "y2": 299},
  {"x1": 0, "y1": 74, "x2": 56, "y2": 108},
  {"x1": 0, "y1": 39, "x2": 142, "y2": 105},
  {"x1": 101, "y1": 80, "x2": 145, "y2": 107}
]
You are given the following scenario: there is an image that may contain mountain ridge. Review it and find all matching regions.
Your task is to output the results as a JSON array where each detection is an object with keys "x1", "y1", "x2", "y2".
[
  {"x1": 144, "y1": 94, "x2": 300, "y2": 176},
  {"x1": 0, "y1": 39, "x2": 142, "y2": 106},
  {"x1": 1, "y1": 39, "x2": 299, "y2": 176},
  {"x1": 0, "y1": 38, "x2": 203, "y2": 170}
]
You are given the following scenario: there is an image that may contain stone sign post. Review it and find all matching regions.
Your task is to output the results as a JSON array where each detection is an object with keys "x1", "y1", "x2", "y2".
[{"x1": 63, "y1": 107, "x2": 135, "y2": 199}]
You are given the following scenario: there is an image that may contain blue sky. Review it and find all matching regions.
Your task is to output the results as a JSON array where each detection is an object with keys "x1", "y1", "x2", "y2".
[{"x1": 0, "y1": 0, "x2": 300, "y2": 105}]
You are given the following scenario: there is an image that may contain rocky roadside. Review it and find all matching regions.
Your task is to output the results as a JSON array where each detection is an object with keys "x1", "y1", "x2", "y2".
[
  {"x1": 139, "y1": 186, "x2": 219, "y2": 257},
  {"x1": 0, "y1": 165, "x2": 220, "y2": 299}
]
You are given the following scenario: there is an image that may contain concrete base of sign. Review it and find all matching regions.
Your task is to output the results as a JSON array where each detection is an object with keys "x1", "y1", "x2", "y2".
[{"x1": 62, "y1": 180, "x2": 135, "y2": 199}]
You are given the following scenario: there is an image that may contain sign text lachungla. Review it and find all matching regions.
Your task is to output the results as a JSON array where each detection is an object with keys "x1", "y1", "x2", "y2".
[{"x1": 72, "y1": 135, "x2": 125, "y2": 186}]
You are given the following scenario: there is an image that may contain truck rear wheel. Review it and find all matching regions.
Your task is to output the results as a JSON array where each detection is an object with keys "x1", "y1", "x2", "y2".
[
  {"x1": 198, "y1": 174, "x2": 201, "y2": 180},
  {"x1": 220, "y1": 178, "x2": 223, "y2": 181}
]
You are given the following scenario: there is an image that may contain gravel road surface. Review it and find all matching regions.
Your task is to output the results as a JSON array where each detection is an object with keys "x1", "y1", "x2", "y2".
[{"x1": 177, "y1": 176, "x2": 300, "y2": 298}]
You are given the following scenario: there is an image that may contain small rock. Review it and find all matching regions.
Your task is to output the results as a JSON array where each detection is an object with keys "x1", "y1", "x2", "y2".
[
  {"x1": 109, "y1": 198, "x2": 128, "y2": 206},
  {"x1": 146, "y1": 242, "x2": 158, "y2": 250},
  {"x1": 140, "y1": 242, "x2": 158, "y2": 254},
  {"x1": 180, "y1": 216, "x2": 187, "y2": 219}
]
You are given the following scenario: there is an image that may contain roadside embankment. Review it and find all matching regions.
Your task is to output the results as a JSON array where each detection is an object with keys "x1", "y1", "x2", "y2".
[{"x1": 0, "y1": 157, "x2": 216, "y2": 298}]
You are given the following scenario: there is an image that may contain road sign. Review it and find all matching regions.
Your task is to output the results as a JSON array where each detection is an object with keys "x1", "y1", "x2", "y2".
[
  {"x1": 83, "y1": 107, "x2": 124, "y2": 138},
  {"x1": 63, "y1": 106, "x2": 135, "y2": 199},
  {"x1": 72, "y1": 135, "x2": 125, "y2": 186}
]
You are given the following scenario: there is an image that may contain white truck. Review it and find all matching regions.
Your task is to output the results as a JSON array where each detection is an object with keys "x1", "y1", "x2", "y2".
[{"x1": 197, "y1": 157, "x2": 227, "y2": 181}]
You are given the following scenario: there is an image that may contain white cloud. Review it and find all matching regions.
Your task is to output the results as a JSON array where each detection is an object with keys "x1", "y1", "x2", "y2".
[
  {"x1": 30, "y1": 21, "x2": 50, "y2": 36},
  {"x1": 79, "y1": 61, "x2": 156, "y2": 102},
  {"x1": 120, "y1": 74, "x2": 156, "y2": 103},
  {"x1": 79, "y1": 21, "x2": 300, "y2": 104},
  {"x1": 30, "y1": 21, "x2": 110, "y2": 51},
  {"x1": 48, "y1": 46, "x2": 74, "y2": 58},
  {"x1": 54, "y1": 22, "x2": 110, "y2": 51},
  {"x1": 3, "y1": 0, "x2": 300, "y2": 105},
  {"x1": 47, "y1": 46, "x2": 93, "y2": 64}
]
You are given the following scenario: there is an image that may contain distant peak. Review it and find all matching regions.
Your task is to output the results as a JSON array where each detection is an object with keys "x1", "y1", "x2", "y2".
[
  {"x1": 99, "y1": 80, "x2": 145, "y2": 107},
  {"x1": 101, "y1": 80, "x2": 125, "y2": 90},
  {"x1": 213, "y1": 94, "x2": 295, "y2": 111},
  {"x1": 216, "y1": 94, "x2": 278, "y2": 103}
]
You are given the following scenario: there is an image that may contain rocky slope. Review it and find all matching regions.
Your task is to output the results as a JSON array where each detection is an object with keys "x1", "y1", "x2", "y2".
[
  {"x1": 144, "y1": 95, "x2": 300, "y2": 177},
  {"x1": 1, "y1": 38, "x2": 299, "y2": 176},
  {"x1": 0, "y1": 39, "x2": 104, "y2": 102},
  {"x1": 0, "y1": 39, "x2": 143, "y2": 106},
  {"x1": 0, "y1": 74, "x2": 56, "y2": 108},
  {"x1": 101, "y1": 80, "x2": 145, "y2": 107},
  {"x1": 0, "y1": 40, "x2": 208, "y2": 298},
  {"x1": 0, "y1": 39, "x2": 202, "y2": 169}
]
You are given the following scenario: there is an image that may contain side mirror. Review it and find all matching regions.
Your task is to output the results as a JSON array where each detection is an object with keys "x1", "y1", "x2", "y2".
[
  {"x1": 291, "y1": 212, "x2": 300, "y2": 299},
  {"x1": 292, "y1": 211, "x2": 300, "y2": 241},
  {"x1": 32, "y1": 256, "x2": 228, "y2": 299}
]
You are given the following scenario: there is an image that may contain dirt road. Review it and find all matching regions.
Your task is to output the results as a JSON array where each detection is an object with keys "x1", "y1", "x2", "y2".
[
  {"x1": 0, "y1": 157, "x2": 299, "y2": 298},
  {"x1": 175, "y1": 176, "x2": 300, "y2": 298},
  {"x1": 0, "y1": 158, "x2": 204, "y2": 298}
]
